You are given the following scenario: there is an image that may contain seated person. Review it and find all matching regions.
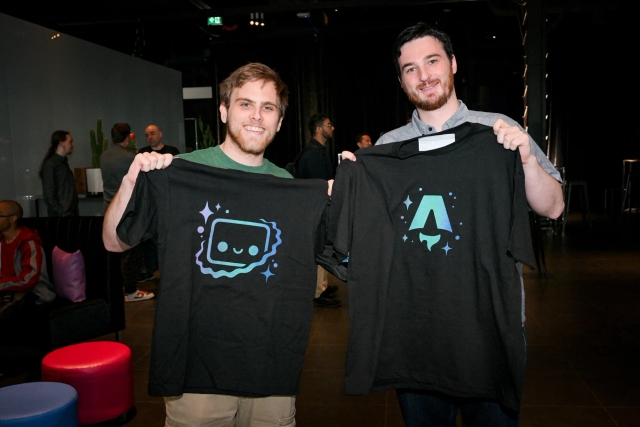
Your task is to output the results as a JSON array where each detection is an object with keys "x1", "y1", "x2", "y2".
[{"x1": 0, "y1": 200, "x2": 56, "y2": 347}]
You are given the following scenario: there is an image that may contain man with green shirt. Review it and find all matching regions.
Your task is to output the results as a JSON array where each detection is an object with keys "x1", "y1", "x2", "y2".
[{"x1": 103, "y1": 63, "x2": 321, "y2": 426}]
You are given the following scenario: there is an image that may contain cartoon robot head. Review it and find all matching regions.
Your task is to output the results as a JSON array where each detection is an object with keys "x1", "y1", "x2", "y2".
[{"x1": 196, "y1": 217, "x2": 281, "y2": 279}]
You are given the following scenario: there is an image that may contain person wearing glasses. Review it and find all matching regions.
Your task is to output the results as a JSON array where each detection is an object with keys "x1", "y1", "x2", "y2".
[{"x1": 297, "y1": 113, "x2": 340, "y2": 307}]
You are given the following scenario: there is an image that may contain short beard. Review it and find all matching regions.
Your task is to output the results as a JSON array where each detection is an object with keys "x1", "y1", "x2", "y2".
[
  {"x1": 403, "y1": 68, "x2": 455, "y2": 112},
  {"x1": 226, "y1": 122, "x2": 274, "y2": 155}
]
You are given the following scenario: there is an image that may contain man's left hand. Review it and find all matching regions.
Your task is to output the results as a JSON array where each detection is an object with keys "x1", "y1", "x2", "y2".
[{"x1": 493, "y1": 119, "x2": 532, "y2": 165}]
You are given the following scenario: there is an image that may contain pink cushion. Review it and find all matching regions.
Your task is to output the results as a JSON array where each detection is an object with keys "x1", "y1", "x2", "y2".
[{"x1": 52, "y1": 246, "x2": 86, "y2": 302}]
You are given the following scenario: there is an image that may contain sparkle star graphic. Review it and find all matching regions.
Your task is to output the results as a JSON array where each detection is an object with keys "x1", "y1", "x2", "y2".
[
  {"x1": 403, "y1": 196, "x2": 413, "y2": 210},
  {"x1": 261, "y1": 266, "x2": 275, "y2": 282},
  {"x1": 199, "y1": 202, "x2": 214, "y2": 223},
  {"x1": 403, "y1": 234, "x2": 408, "y2": 242},
  {"x1": 215, "y1": 203, "x2": 221, "y2": 211},
  {"x1": 442, "y1": 242, "x2": 452, "y2": 255}
]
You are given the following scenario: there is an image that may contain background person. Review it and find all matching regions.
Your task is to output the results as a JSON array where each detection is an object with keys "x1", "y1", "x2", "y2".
[
  {"x1": 39, "y1": 130, "x2": 79, "y2": 217},
  {"x1": 297, "y1": 113, "x2": 340, "y2": 308},
  {"x1": 136, "y1": 124, "x2": 180, "y2": 281},
  {"x1": 355, "y1": 133, "x2": 373, "y2": 149},
  {"x1": 101, "y1": 123, "x2": 154, "y2": 302},
  {"x1": 138, "y1": 124, "x2": 180, "y2": 156},
  {"x1": 0, "y1": 200, "x2": 55, "y2": 351}
]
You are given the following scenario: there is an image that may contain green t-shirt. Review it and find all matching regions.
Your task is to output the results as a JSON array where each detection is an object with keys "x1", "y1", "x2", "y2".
[{"x1": 178, "y1": 146, "x2": 292, "y2": 179}]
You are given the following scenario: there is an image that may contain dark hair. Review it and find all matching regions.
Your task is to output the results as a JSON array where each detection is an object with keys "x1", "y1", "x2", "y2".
[
  {"x1": 392, "y1": 23, "x2": 454, "y2": 75},
  {"x1": 308, "y1": 114, "x2": 330, "y2": 136},
  {"x1": 111, "y1": 123, "x2": 131, "y2": 144},
  {"x1": 39, "y1": 130, "x2": 70, "y2": 178},
  {"x1": 355, "y1": 133, "x2": 370, "y2": 143},
  {"x1": 219, "y1": 62, "x2": 289, "y2": 117}
]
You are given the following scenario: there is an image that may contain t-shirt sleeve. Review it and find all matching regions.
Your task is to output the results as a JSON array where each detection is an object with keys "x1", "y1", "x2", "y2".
[
  {"x1": 508, "y1": 154, "x2": 537, "y2": 270},
  {"x1": 327, "y1": 161, "x2": 355, "y2": 261},
  {"x1": 116, "y1": 169, "x2": 165, "y2": 247}
]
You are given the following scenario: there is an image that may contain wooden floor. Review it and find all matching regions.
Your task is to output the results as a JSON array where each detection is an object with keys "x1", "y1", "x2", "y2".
[{"x1": 2, "y1": 212, "x2": 640, "y2": 426}]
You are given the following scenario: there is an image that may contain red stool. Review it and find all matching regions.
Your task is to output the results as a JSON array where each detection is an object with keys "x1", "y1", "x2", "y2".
[{"x1": 41, "y1": 341, "x2": 134, "y2": 425}]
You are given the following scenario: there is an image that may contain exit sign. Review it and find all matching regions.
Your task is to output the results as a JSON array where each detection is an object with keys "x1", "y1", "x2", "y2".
[{"x1": 207, "y1": 17, "x2": 222, "y2": 26}]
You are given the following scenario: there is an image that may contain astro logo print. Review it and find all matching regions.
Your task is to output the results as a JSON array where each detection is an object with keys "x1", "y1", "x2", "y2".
[
  {"x1": 195, "y1": 202, "x2": 282, "y2": 281},
  {"x1": 400, "y1": 190, "x2": 461, "y2": 255}
]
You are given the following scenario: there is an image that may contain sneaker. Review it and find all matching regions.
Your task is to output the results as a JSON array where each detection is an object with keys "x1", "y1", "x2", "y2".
[
  {"x1": 137, "y1": 272, "x2": 155, "y2": 283},
  {"x1": 313, "y1": 296, "x2": 341, "y2": 308},
  {"x1": 125, "y1": 290, "x2": 155, "y2": 302},
  {"x1": 320, "y1": 285, "x2": 338, "y2": 298}
]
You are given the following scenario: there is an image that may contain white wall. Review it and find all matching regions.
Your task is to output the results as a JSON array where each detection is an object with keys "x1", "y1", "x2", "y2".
[{"x1": 0, "y1": 13, "x2": 184, "y2": 215}]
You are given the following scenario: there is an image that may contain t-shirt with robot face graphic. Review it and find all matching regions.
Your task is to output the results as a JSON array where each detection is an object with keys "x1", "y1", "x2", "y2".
[
  {"x1": 328, "y1": 122, "x2": 536, "y2": 412},
  {"x1": 117, "y1": 158, "x2": 329, "y2": 397}
]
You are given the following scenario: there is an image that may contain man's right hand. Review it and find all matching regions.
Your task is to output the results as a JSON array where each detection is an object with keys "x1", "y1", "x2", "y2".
[
  {"x1": 124, "y1": 152, "x2": 174, "y2": 186},
  {"x1": 341, "y1": 151, "x2": 356, "y2": 162}
]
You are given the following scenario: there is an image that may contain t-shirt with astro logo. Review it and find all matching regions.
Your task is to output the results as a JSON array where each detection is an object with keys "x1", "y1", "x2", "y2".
[
  {"x1": 117, "y1": 158, "x2": 329, "y2": 397},
  {"x1": 328, "y1": 122, "x2": 535, "y2": 411}
]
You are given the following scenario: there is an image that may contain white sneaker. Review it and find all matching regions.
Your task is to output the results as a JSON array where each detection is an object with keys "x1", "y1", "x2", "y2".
[{"x1": 125, "y1": 290, "x2": 155, "y2": 302}]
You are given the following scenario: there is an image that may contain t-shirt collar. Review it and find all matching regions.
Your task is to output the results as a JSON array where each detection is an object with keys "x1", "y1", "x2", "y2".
[{"x1": 410, "y1": 100, "x2": 469, "y2": 134}]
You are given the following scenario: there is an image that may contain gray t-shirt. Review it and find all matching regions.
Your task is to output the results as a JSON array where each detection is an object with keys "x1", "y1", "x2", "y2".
[
  {"x1": 377, "y1": 101, "x2": 561, "y2": 182},
  {"x1": 376, "y1": 101, "x2": 561, "y2": 323},
  {"x1": 100, "y1": 144, "x2": 135, "y2": 214}
]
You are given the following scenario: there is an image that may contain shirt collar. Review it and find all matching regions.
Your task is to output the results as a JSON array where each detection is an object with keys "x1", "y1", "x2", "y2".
[{"x1": 410, "y1": 100, "x2": 469, "y2": 134}]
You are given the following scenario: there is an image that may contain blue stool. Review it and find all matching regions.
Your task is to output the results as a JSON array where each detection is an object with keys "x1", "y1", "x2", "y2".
[{"x1": 0, "y1": 382, "x2": 78, "y2": 426}]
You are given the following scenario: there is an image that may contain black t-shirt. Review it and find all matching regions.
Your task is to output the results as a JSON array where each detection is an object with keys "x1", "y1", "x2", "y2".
[
  {"x1": 117, "y1": 159, "x2": 329, "y2": 397},
  {"x1": 328, "y1": 122, "x2": 535, "y2": 411},
  {"x1": 297, "y1": 138, "x2": 333, "y2": 180},
  {"x1": 138, "y1": 144, "x2": 180, "y2": 156}
]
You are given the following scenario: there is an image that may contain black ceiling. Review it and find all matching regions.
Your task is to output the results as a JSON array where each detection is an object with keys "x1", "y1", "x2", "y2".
[{"x1": 0, "y1": 0, "x2": 623, "y2": 88}]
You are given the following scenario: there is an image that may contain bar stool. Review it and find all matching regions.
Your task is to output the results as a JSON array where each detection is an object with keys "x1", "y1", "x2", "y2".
[
  {"x1": 528, "y1": 211, "x2": 547, "y2": 278},
  {"x1": 562, "y1": 180, "x2": 592, "y2": 232},
  {"x1": 41, "y1": 341, "x2": 135, "y2": 425},
  {"x1": 0, "y1": 382, "x2": 78, "y2": 426},
  {"x1": 621, "y1": 159, "x2": 639, "y2": 213}
]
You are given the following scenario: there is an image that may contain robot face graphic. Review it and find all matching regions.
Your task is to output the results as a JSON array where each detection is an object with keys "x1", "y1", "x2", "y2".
[
  {"x1": 195, "y1": 211, "x2": 282, "y2": 280},
  {"x1": 206, "y1": 219, "x2": 271, "y2": 269}
]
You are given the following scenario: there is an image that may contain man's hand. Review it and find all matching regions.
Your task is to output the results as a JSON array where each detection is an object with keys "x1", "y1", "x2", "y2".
[
  {"x1": 493, "y1": 119, "x2": 564, "y2": 219},
  {"x1": 327, "y1": 179, "x2": 334, "y2": 196},
  {"x1": 341, "y1": 151, "x2": 356, "y2": 162},
  {"x1": 103, "y1": 152, "x2": 174, "y2": 252},
  {"x1": 493, "y1": 119, "x2": 532, "y2": 165},
  {"x1": 124, "y1": 152, "x2": 174, "y2": 186}
]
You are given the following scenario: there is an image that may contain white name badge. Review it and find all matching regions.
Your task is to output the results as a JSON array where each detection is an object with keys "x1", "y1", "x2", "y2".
[{"x1": 418, "y1": 133, "x2": 456, "y2": 151}]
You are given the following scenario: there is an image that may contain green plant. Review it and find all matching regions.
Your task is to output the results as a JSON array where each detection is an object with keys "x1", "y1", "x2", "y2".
[
  {"x1": 127, "y1": 135, "x2": 138, "y2": 154},
  {"x1": 197, "y1": 116, "x2": 215, "y2": 149},
  {"x1": 90, "y1": 119, "x2": 109, "y2": 168}
]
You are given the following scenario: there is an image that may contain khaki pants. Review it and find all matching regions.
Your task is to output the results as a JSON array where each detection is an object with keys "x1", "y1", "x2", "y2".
[
  {"x1": 165, "y1": 393, "x2": 296, "y2": 427},
  {"x1": 314, "y1": 265, "x2": 328, "y2": 298}
]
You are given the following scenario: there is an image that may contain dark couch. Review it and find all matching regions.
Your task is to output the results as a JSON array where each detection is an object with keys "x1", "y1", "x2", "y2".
[{"x1": 20, "y1": 216, "x2": 125, "y2": 349}]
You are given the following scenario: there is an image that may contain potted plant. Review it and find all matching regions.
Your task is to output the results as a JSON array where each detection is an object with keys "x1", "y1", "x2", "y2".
[{"x1": 86, "y1": 118, "x2": 109, "y2": 196}]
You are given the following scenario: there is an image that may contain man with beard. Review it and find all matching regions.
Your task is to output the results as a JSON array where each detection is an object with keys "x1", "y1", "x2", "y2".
[
  {"x1": 341, "y1": 23, "x2": 563, "y2": 426},
  {"x1": 298, "y1": 114, "x2": 335, "y2": 181},
  {"x1": 103, "y1": 63, "x2": 322, "y2": 426},
  {"x1": 296, "y1": 114, "x2": 341, "y2": 308},
  {"x1": 378, "y1": 23, "x2": 563, "y2": 219}
]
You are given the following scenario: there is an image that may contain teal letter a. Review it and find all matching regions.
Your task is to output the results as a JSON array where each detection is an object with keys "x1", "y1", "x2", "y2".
[{"x1": 409, "y1": 195, "x2": 452, "y2": 251}]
